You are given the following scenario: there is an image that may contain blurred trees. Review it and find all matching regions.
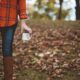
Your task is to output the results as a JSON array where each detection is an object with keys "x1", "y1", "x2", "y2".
[
  {"x1": 32, "y1": 0, "x2": 70, "y2": 20},
  {"x1": 32, "y1": 0, "x2": 55, "y2": 19},
  {"x1": 28, "y1": 0, "x2": 80, "y2": 20},
  {"x1": 75, "y1": 0, "x2": 80, "y2": 20},
  {"x1": 57, "y1": 0, "x2": 63, "y2": 19}
]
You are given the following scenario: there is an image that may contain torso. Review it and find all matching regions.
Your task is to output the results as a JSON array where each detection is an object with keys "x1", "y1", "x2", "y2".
[{"x1": 0, "y1": 0, "x2": 18, "y2": 27}]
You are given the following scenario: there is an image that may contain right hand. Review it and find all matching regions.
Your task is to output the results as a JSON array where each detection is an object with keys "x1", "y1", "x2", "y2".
[{"x1": 21, "y1": 20, "x2": 32, "y2": 34}]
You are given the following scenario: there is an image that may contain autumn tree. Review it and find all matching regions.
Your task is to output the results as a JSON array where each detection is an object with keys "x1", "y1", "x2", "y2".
[
  {"x1": 32, "y1": 0, "x2": 70, "y2": 20},
  {"x1": 57, "y1": 0, "x2": 63, "y2": 19},
  {"x1": 75, "y1": 0, "x2": 80, "y2": 20},
  {"x1": 32, "y1": 0, "x2": 55, "y2": 19}
]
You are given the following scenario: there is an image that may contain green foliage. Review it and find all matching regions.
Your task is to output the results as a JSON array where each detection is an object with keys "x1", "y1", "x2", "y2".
[{"x1": 32, "y1": 0, "x2": 70, "y2": 20}]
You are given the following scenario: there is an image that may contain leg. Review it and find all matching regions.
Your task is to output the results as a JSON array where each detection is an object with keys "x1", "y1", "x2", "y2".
[{"x1": 1, "y1": 24, "x2": 17, "y2": 80}]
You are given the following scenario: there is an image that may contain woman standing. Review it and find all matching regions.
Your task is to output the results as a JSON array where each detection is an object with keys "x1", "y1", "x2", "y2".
[{"x1": 0, "y1": 0, "x2": 32, "y2": 80}]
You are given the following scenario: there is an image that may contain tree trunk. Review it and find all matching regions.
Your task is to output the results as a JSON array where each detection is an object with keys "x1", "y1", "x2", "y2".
[
  {"x1": 57, "y1": 0, "x2": 63, "y2": 19},
  {"x1": 75, "y1": 0, "x2": 80, "y2": 20}
]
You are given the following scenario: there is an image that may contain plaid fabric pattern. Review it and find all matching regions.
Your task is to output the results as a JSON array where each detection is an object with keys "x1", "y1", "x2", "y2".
[{"x1": 0, "y1": 0, "x2": 28, "y2": 27}]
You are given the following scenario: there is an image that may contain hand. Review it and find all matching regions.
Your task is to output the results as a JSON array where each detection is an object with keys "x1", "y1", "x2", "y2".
[{"x1": 21, "y1": 20, "x2": 32, "y2": 34}]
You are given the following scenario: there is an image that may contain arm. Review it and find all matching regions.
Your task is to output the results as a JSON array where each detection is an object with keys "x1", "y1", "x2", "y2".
[
  {"x1": 18, "y1": 0, "x2": 32, "y2": 34},
  {"x1": 18, "y1": 0, "x2": 28, "y2": 19}
]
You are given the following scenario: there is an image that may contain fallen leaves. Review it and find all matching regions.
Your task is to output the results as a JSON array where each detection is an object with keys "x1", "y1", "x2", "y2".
[
  {"x1": 0, "y1": 21, "x2": 80, "y2": 80},
  {"x1": 13, "y1": 25, "x2": 80, "y2": 79}
]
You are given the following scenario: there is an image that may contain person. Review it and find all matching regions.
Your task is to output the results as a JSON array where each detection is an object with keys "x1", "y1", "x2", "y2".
[{"x1": 0, "y1": 0, "x2": 32, "y2": 80}]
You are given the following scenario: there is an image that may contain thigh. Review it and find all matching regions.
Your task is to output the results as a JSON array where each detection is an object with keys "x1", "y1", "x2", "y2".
[{"x1": 1, "y1": 24, "x2": 17, "y2": 49}]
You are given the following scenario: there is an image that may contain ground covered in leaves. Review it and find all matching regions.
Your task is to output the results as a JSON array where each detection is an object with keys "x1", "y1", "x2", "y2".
[{"x1": 0, "y1": 20, "x2": 80, "y2": 80}]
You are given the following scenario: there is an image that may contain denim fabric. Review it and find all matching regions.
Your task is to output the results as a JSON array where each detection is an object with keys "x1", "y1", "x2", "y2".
[{"x1": 0, "y1": 23, "x2": 17, "y2": 57}]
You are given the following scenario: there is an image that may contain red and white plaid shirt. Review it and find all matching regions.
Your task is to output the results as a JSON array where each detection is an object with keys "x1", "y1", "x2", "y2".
[{"x1": 0, "y1": 0, "x2": 28, "y2": 27}]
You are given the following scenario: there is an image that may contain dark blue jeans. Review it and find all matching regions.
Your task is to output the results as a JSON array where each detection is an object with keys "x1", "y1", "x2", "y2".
[{"x1": 0, "y1": 23, "x2": 17, "y2": 57}]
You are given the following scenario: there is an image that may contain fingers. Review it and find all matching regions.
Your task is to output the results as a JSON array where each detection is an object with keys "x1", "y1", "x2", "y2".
[
  {"x1": 21, "y1": 22, "x2": 32, "y2": 34},
  {"x1": 21, "y1": 26, "x2": 24, "y2": 34}
]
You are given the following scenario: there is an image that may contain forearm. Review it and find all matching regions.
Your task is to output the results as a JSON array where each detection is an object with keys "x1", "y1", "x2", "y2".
[{"x1": 18, "y1": 0, "x2": 28, "y2": 20}]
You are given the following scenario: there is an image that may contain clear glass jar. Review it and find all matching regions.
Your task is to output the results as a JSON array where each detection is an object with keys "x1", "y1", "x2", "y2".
[{"x1": 22, "y1": 30, "x2": 31, "y2": 42}]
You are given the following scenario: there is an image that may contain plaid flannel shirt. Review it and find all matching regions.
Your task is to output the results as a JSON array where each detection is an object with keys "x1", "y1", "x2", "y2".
[{"x1": 0, "y1": 0, "x2": 28, "y2": 27}]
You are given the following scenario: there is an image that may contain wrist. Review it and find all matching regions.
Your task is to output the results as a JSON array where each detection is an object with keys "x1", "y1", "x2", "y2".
[{"x1": 21, "y1": 19, "x2": 27, "y2": 23}]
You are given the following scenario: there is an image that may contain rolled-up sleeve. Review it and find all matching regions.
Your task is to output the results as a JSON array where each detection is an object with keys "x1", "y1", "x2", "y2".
[{"x1": 18, "y1": 0, "x2": 28, "y2": 19}]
